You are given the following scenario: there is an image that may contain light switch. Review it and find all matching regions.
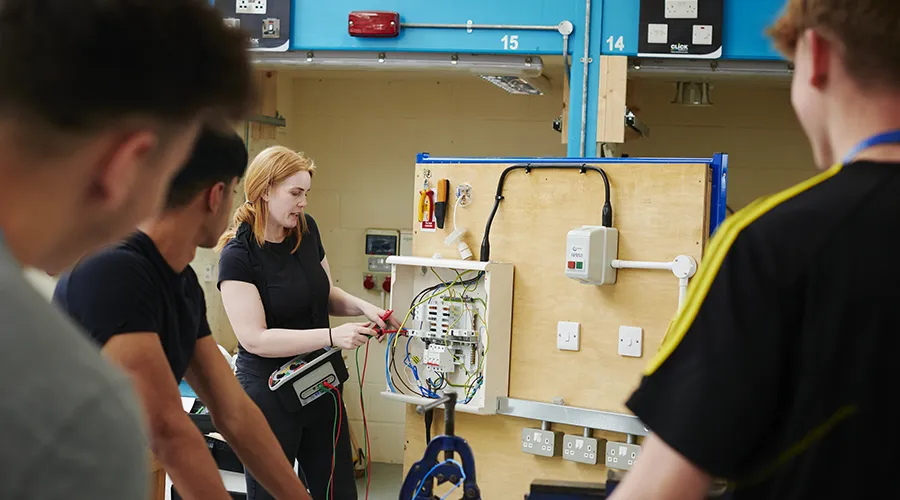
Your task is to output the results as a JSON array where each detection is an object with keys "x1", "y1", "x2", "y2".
[
  {"x1": 557, "y1": 321, "x2": 580, "y2": 351},
  {"x1": 618, "y1": 326, "x2": 643, "y2": 357},
  {"x1": 647, "y1": 23, "x2": 668, "y2": 44}
]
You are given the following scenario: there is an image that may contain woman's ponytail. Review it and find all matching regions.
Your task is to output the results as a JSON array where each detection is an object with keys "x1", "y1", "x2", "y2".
[{"x1": 215, "y1": 201, "x2": 255, "y2": 251}]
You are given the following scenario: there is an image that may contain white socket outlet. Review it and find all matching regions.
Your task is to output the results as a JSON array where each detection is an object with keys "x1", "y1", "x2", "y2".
[
  {"x1": 692, "y1": 24, "x2": 713, "y2": 45},
  {"x1": 664, "y1": 0, "x2": 698, "y2": 19},
  {"x1": 522, "y1": 428, "x2": 563, "y2": 457},
  {"x1": 236, "y1": 0, "x2": 266, "y2": 15},
  {"x1": 605, "y1": 441, "x2": 642, "y2": 471},
  {"x1": 562, "y1": 434, "x2": 600, "y2": 465}
]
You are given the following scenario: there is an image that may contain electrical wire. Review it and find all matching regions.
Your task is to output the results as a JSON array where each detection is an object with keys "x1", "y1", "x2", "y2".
[
  {"x1": 390, "y1": 268, "x2": 489, "y2": 402},
  {"x1": 480, "y1": 163, "x2": 613, "y2": 261},
  {"x1": 411, "y1": 459, "x2": 466, "y2": 500},
  {"x1": 323, "y1": 381, "x2": 342, "y2": 500},
  {"x1": 355, "y1": 343, "x2": 372, "y2": 500},
  {"x1": 325, "y1": 388, "x2": 338, "y2": 500}
]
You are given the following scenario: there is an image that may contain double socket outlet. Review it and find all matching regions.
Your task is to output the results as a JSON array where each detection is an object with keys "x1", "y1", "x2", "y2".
[
  {"x1": 521, "y1": 428, "x2": 563, "y2": 457},
  {"x1": 562, "y1": 435, "x2": 600, "y2": 465},
  {"x1": 605, "y1": 441, "x2": 641, "y2": 470},
  {"x1": 236, "y1": 0, "x2": 266, "y2": 14},
  {"x1": 664, "y1": 0, "x2": 698, "y2": 19}
]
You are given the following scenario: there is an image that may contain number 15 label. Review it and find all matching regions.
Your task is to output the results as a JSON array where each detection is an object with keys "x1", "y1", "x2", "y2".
[{"x1": 501, "y1": 34, "x2": 519, "y2": 50}]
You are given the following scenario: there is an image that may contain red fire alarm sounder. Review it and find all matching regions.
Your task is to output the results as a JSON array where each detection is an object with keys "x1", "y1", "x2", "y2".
[{"x1": 348, "y1": 11, "x2": 400, "y2": 37}]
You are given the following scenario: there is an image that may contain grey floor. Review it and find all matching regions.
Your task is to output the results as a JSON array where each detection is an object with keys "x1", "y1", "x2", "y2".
[{"x1": 356, "y1": 462, "x2": 403, "y2": 499}]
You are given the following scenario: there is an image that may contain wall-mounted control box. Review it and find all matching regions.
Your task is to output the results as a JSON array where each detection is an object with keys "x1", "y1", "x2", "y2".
[
  {"x1": 637, "y1": 0, "x2": 723, "y2": 59},
  {"x1": 214, "y1": 0, "x2": 290, "y2": 51},
  {"x1": 364, "y1": 229, "x2": 401, "y2": 277},
  {"x1": 565, "y1": 226, "x2": 619, "y2": 285}
]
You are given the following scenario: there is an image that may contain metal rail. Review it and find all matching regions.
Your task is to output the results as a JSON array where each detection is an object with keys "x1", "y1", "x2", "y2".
[{"x1": 497, "y1": 397, "x2": 650, "y2": 437}]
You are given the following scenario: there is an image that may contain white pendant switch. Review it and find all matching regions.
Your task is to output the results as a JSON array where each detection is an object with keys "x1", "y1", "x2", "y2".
[
  {"x1": 557, "y1": 321, "x2": 580, "y2": 351},
  {"x1": 618, "y1": 326, "x2": 643, "y2": 357}
]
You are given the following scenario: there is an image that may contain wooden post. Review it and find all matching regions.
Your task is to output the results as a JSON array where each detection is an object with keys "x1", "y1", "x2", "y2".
[
  {"x1": 251, "y1": 70, "x2": 279, "y2": 140},
  {"x1": 148, "y1": 455, "x2": 166, "y2": 500},
  {"x1": 596, "y1": 55, "x2": 628, "y2": 145}
]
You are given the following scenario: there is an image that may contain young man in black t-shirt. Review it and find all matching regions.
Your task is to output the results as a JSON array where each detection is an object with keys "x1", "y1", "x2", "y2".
[
  {"x1": 53, "y1": 127, "x2": 312, "y2": 500},
  {"x1": 610, "y1": 1, "x2": 900, "y2": 499}
]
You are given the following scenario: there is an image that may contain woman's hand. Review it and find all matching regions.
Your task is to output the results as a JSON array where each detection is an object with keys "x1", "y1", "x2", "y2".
[
  {"x1": 330, "y1": 322, "x2": 374, "y2": 350},
  {"x1": 359, "y1": 302, "x2": 402, "y2": 332}
]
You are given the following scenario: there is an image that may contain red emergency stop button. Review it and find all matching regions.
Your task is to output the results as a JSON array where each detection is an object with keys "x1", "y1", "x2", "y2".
[{"x1": 567, "y1": 261, "x2": 576, "y2": 269}]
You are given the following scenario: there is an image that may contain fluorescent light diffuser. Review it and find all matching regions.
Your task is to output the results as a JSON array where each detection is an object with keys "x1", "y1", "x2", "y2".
[{"x1": 478, "y1": 75, "x2": 547, "y2": 95}]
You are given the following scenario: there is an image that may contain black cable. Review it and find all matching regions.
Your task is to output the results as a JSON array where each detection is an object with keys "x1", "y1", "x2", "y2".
[
  {"x1": 424, "y1": 409, "x2": 434, "y2": 442},
  {"x1": 479, "y1": 163, "x2": 612, "y2": 262}
]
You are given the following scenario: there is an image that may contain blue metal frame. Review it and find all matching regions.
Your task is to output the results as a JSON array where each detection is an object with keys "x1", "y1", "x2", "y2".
[
  {"x1": 417, "y1": 152, "x2": 729, "y2": 237},
  {"x1": 285, "y1": 0, "x2": 788, "y2": 61}
]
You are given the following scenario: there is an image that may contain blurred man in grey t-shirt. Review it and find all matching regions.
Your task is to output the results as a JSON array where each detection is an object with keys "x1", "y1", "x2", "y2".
[{"x1": 0, "y1": 1, "x2": 255, "y2": 497}]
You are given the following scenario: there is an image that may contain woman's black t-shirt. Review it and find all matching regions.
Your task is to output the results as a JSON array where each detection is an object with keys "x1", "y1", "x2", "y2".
[{"x1": 217, "y1": 214, "x2": 331, "y2": 378}]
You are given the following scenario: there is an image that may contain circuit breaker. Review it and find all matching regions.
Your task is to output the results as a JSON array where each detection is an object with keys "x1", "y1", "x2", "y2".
[{"x1": 565, "y1": 226, "x2": 619, "y2": 285}]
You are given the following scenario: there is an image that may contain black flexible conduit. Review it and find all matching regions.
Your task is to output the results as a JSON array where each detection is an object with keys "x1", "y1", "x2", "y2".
[{"x1": 479, "y1": 163, "x2": 612, "y2": 262}]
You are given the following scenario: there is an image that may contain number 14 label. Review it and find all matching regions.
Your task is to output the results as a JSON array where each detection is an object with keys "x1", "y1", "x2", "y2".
[{"x1": 606, "y1": 35, "x2": 625, "y2": 51}]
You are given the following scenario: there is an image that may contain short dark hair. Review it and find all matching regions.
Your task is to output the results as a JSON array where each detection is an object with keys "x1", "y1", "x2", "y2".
[
  {"x1": 0, "y1": 0, "x2": 255, "y2": 152},
  {"x1": 769, "y1": 0, "x2": 900, "y2": 87},
  {"x1": 165, "y1": 127, "x2": 248, "y2": 209}
]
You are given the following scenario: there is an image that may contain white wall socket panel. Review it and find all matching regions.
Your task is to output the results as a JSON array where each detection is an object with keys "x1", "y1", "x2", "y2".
[
  {"x1": 562, "y1": 435, "x2": 600, "y2": 465},
  {"x1": 606, "y1": 441, "x2": 642, "y2": 471},
  {"x1": 557, "y1": 321, "x2": 580, "y2": 351},
  {"x1": 236, "y1": 0, "x2": 266, "y2": 15},
  {"x1": 692, "y1": 24, "x2": 713, "y2": 45},
  {"x1": 665, "y1": 0, "x2": 698, "y2": 19},
  {"x1": 647, "y1": 23, "x2": 669, "y2": 44},
  {"x1": 618, "y1": 326, "x2": 643, "y2": 357}
]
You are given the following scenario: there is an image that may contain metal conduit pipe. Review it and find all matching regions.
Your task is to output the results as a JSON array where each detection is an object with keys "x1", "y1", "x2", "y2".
[{"x1": 580, "y1": 0, "x2": 592, "y2": 157}]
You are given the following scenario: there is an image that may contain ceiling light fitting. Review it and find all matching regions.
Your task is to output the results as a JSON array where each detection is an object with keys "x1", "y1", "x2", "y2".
[{"x1": 672, "y1": 81, "x2": 713, "y2": 106}]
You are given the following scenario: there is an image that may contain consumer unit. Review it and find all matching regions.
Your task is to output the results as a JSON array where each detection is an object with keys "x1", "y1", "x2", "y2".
[{"x1": 380, "y1": 256, "x2": 514, "y2": 414}]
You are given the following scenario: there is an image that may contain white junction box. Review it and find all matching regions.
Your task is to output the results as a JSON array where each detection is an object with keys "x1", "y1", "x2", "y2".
[
  {"x1": 692, "y1": 24, "x2": 713, "y2": 45},
  {"x1": 665, "y1": 0, "x2": 698, "y2": 19},
  {"x1": 565, "y1": 226, "x2": 619, "y2": 285},
  {"x1": 557, "y1": 321, "x2": 580, "y2": 351},
  {"x1": 619, "y1": 326, "x2": 643, "y2": 358},
  {"x1": 380, "y1": 256, "x2": 514, "y2": 415}
]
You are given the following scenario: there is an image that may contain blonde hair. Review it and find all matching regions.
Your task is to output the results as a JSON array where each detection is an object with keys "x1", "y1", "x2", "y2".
[{"x1": 216, "y1": 146, "x2": 317, "y2": 253}]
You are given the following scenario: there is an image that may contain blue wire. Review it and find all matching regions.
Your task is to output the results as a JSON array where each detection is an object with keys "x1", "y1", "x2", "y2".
[
  {"x1": 385, "y1": 333, "x2": 397, "y2": 393},
  {"x1": 410, "y1": 459, "x2": 465, "y2": 500}
]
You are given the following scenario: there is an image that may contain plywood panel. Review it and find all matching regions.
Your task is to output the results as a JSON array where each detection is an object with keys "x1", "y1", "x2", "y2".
[{"x1": 399, "y1": 161, "x2": 709, "y2": 498}]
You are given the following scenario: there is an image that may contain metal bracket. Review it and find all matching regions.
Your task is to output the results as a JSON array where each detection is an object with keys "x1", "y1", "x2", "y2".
[
  {"x1": 497, "y1": 397, "x2": 649, "y2": 437},
  {"x1": 247, "y1": 114, "x2": 286, "y2": 128},
  {"x1": 625, "y1": 107, "x2": 649, "y2": 138}
]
